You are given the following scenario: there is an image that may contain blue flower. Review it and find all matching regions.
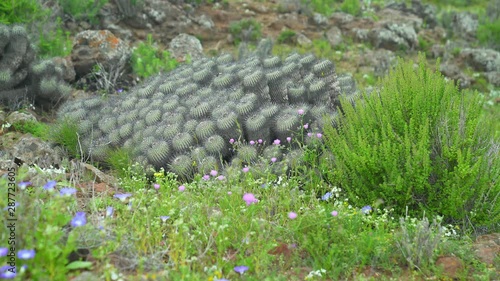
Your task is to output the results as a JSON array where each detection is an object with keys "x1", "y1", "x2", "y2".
[
  {"x1": 43, "y1": 180, "x2": 57, "y2": 190},
  {"x1": 321, "y1": 192, "x2": 332, "y2": 201},
  {"x1": 3, "y1": 203, "x2": 19, "y2": 211},
  {"x1": 71, "y1": 212, "x2": 87, "y2": 227},
  {"x1": 160, "y1": 216, "x2": 170, "y2": 222},
  {"x1": 0, "y1": 248, "x2": 7, "y2": 257},
  {"x1": 361, "y1": 205, "x2": 372, "y2": 214},
  {"x1": 106, "y1": 207, "x2": 114, "y2": 218},
  {"x1": 234, "y1": 265, "x2": 249, "y2": 275},
  {"x1": 0, "y1": 265, "x2": 16, "y2": 279},
  {"x1": 59, "y1": 187, "x2": 76, "y2": 196},
  {"x1": 17, "y1": 249, "x2": 35, "y2": 260},
  {"x1": 113, "y1": 193, "x2": 132, "y2": 202},
  {"x1": 18, "y1": 181, "x2": 31, "y2": 189}
]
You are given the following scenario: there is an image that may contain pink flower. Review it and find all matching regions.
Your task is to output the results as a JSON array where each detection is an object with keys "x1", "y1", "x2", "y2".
[
  {"x1": 242, "y1": 167, "x2": 249, "y2": 173},
  {"x1": 307, "y1": 132, "x2": 313, "y2": 137},
  {"x1": 210, "y1": 170, "x2": 218, "y2": 177},
  {"x1": 286, "y1": 137, "x2": 291, "y2": 142},
  {"x1": 153, "y1": 183, "x2": 160, "y2": 190},
  {"x1": 202, "y1": 175, "x2": 210, "y2": 180},
  {"x1": 288, "y1": 212, "x2": 298, "y2": 219},
  {"x1": 243, "y1": 193, "x2": 258, "y2": 206},
  {"x1": 303, "y1": 123, "x2": 309, "y2": 129},
  {"x1": 316, "y1": 133, "x2": 322, "y2": 138},
  {"x1": 258, "y1": 139, "x2": 263, "y2": 144},
  {"x1": 229, "y1": 138, "x2": 235, "y2": 144},
  {"x1": 249, "y1": 140, "x2": 255, "y2": 145},
  {"x1": 217, "y1": 175, "x2": 226, "y2": 180},
  {"x1": 298, "y1": 109, "x2": 304, "y2": 115},
  {"x1": 331, "y1": 210, "x2": 338, "y2": 217},
  {"x1": 273, "y1": 139, "x2": 280, "y2": 145},
  {"x1": 228, "y1": 191, "x2": 232, "y2": 195},
  {"x1": 178, "y1": 185, "x2": 185, "y2": 192},
  {"x1": 271, "y1": 157, "x2": 277, "y2": 163}
]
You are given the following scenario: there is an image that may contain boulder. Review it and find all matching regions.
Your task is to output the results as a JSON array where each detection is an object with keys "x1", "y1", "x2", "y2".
[
  {"x1": 168, "y1": 33, "x2": 204, "y2": 62},
  {"x1": 460, "y1": 48, "x2": 500, "y2": 72},
  {"x1": 452, "y1": 12, "x2": 478, "y2": 41}
]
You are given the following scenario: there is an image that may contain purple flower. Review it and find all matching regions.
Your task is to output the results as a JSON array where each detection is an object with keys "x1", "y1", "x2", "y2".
[
  {"x1": 113, "y1": 193, "x2": 132, "y2": 202},
  {"x1": 286, "y1": 137, "x2": 291, "y2": 143},
  {"x1": 303, "y1": 123, "x2": 309, "y2": 129},
  {"x1": 215, "y1": 279, "x2": 230, "y2": 281},
  {"x1": 178, "y1": 185, "x2": 185, "y2": 192},
  {"x1": 361, "y1": 205, "x2": 372, "y2": 214},
  {"x1": 273, "y1": 139, "x2": 280, "y2": 145},
  {"x1": 153, "y1": 183, "x2": 160, "y2": 190},
  {"x1": 316, "y1": 133, "x2": 323, "y2": 138},
  {"x1": 271, "y1": 157, "x2": 277, "y2": 163},
  {"x1": 117, "y1": 88, "x2": 123, "y2": 93},
  {"x1": 249, "y1": 140, "x2": 255, "y2": 145},
  {"x1": 243, "y1": 193, "x2": 258, "y2": 206},
  {"x1": 229, "y1": 138, "x2": 235, "y2": 144},
  {"x1": 0, "y1": 265, "x2": 16, "y2": 279},
  {"x1": 106, "y1": 206, "x2": 114, "y2": 217},
  {"x1": 321, "y1": 192, "x2": 332, "y2": 201},
  {"x1": 217, "y1": 175, "x2": 226, "y2": 181},
  {"x1": 18, "y1": 181, "x2": 31, "y2": 190},
  {"x1": 0, "y1": 248, "x2": 8, "y2": 257},
  {"x1": 307, "y1": 132, "x2": 313, "y2": 137},
  {"x1": 331, "y1": 210, "x2": 339, "y2": 217},
  {"x1": 43, "y1": 180, "x2": 57, "y2": 190},
  {"x1": 210, "y1": 170, "x2": 218, "y2": 177},
  {"x1": 227, "y1": 191, "x2": 232, "y2": 195},
  {"x1": 202, "y1": 174, "x2": 210, "y2": 180},
  {"x1": 234, "y1": 265, "x2": 249, "y2": 275},
  {"x1": 17, "y1": 249, "x2": 35, "y2": 260},
  {"x1": 71, "y1": 212, "x2": 87, "y2": 227},
  {"x1": 59, "y1": 187, "x2": 76, "y2": 196},
  {"x1": 160, "y1": 216, "x2": 170, "y2": 222},
  {"x1": 297, "y1": 109, "x2": 304, "y2": 115},
  {"x1": 3, "y1": 202, "x2": 19, "y2": 211},
  {"x1": 257, "y1": 139, "x2": 263, "y2": 144},
  {"x1": 288, "y1": 212, "x2": 298, "y2": 219},
  {"x1": 242, "y1": 167, "x2": 249, "y2": 173}
]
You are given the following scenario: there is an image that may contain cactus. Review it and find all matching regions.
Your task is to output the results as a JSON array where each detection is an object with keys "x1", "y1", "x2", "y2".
[{"x1": 58, "y1": 41, "x2": 358, "y2": 179}]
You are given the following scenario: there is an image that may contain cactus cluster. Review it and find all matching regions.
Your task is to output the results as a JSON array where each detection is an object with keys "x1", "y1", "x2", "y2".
[
  {"x1": 0, "y1": 24, "x2": 71, "y2": 109},
  {"x1": 58, "y1": 49, "x2": 358, "y2": 179}
]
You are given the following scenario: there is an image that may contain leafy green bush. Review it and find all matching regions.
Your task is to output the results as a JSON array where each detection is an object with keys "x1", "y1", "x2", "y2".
[
  {"x1": 477, "y1": 19, "x2": 500, "y2": 51},
  {"x1": 130, "y1": 34, "x2": 179, "y2": 79},
  {"x1": 303, "y1": 0, "x2": 336, "y2": 16},
  {"x1": 277, "y1": 29, "x2": 296, "y2": 44},
  {"x1": 37, "y1": 18, "x2": 73, "y2": 58},
  {"x1": 11, "y1": 120, "x2": 50, "y2": 140},
  {"x1": 340, "y1": 0, "x2": 361, "y2": 16},
  {"x1": 0, "y1": 0, "x2": 50, "y2": 25},
  {"x1": 57, "y1": 0, "x2": 108, "y2": 24},
  {"x1": 323, "y1": 55, "x2": 500, "y2": 232},
  {"x1": 228, "y1": 18, "x2": 262, "y2": 45},
  {"x1": 49, "y1": 118, "x2": 81, "y2": 158}
]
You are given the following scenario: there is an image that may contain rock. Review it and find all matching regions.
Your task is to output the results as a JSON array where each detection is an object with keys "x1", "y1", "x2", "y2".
[
  {"x1": 473, "y1": 233, "x2": 500, "y2": 265},
  {"x1": 276, "y1": 0, "x2": 302, "y2": 13},
  {"x1": 146, "y1": 8, "x2": 166, "y2": 24},
  {"x1": 72, "y1": 272, "x2": 100, "y2": 281},
  {"x1": 102, "y1": 23, "x2": 133, "y2": 41},
  {"x1": 361, "y1": 49, "x2": 396, "y2": 77},
  {"x1": 430, "y1": 44, "x2": 445, "y2": 59},
  {"x1": 296, "y1": 33, "x2": 312, "y2": 47},
  {"x1": 194, "y1": 14, "x2": 214, "y2": 30},
  {"x1": 71, "y1": 30, "x2": 131, "y2": 77},
  {"x1": 168, "y1": 33, "x2": 204, "y2": 62},
  {"x1": 6, "y1": 111, "x2": 37, "y2": 125},
  {"x1": 435, "y1": 256, "x2": 464, "y2": 279},
  {"x1": 0, "y1": 135, "x2": 65, "y2": 170},
  {"x1": 330, "y1": 12, "x2": 355, "y2": 27},
  {"x1": 325, "y1": 26, "x2": 343, "y2": 47},
  {"x1": 52, "y1": 56, "x2": 76, "y2": 83},
  {"x1": 460, "y1": 48, "x2": 500, "y2": 72},
  {"x1": 452, "y1": 12, "x2": 478, "y2": 41},
  {"x1": 439, "y1": 63, "x2": 472, "y2": 89},
  {"x1": 0, "y1": 110, "x2": 6, "y2": 126},
  {"x1": 369, "y1": 22, "x2": 418, "y2": 51},
  {"x1": 376, "y1": 8, "x2": 423, "y2": 31},
  {"x1": 384, "y1": 0, "x2": 437, "y2": 28},
  {"x1": 312, "y1": 12, "x2": 329, "y2": 26},
  {"x1": 485, "y1": 72, "x2": 500, "y2": 87}
]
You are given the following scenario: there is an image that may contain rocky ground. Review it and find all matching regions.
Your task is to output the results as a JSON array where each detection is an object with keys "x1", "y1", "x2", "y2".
[{"x1": 0, "y1": 0, "x2": 499, "y2": 279}]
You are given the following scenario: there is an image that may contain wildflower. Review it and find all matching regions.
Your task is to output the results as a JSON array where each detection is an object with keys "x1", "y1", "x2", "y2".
[
  {"x1": 286, "y1": 137, "x2": 291, "y2": 143},
  {"x1": 153, "y1": 183, "x2": 160, "y2": 190},
  {"x1": 361, "y1": 205, "x2": 372, "y2": 214},
  {"x1": 59, "y1": 187, "x2": 76, "y2": 196},
  {"x1": 0, "y1": 265, "x2": 16, "y2": 279},
  {"x1": 215, "y1": 279, "x2": 230, "y2": 281},
  {"x1": 242, "y1": 167, "x2": 249, "y2": 173},
  {"x1": 3, "y1": 203, "x2": 19, "y2": 211},
  {"x1": 298, "y1": 109, "x2": 304, "y2": 115},
  {"x1": 160, "y1": 216, "x2": 170, "y2": 222},
  {"x1": 316, "y1": 133, "x2": 322, "y2": 138},
  {"x1": 331, "y1": 210, "x2": 338, "y2": 217},
  {"x1": 210, "y1": 170, "x2": 218, "y2": 177},
  {"x1": 257, "y1": 139, "x2": 263, "y2": 144},
  {"x1": 217, "y1": 175, "x2": 225, "y2": 181},
  {"x1": 202, "y1": 174, "x2": 210, "y2": 180},
  {"x1": 243, "y1": 193, "x2": 258, "y2": 206},
  {"x1": 43, "y1": 180, "x2": 57, "y2": 190},
  {"x1": 273, "y1": 139, "x2": 280, "y2": 145},
  {"x1": 233, "y1": 265, "x2": 249, "y2": 275},
  {"x1": 227, "y1": 191, "x2": 232, "y2": 195},
  {"x1": 106, "y1": 207, "x2": 114, "y2": 217},
  {"x1": 229, "y1": 138, "x2": 235, "y2": 144},
  {"x1": 271, "y1": 157, "x2": 277, "y2": 163},
  {"x1": 303, "y1": 123, "x2": 309, "y2": 129},
  {"x1": 178, "y1": 185, "x2": 186, "y2": 192},
  {"x1": 249, "y1": 140, "x2": 255, "y2": 145},
  {"x1": 307, "y1": 132, "x2": 312, "y2": 137},
  {"x1": 18, "y1": 181, "x2": 31, "y2": 190},
  {"x1": 71, "y1": 212, "x2": 86, "y2": 227},
  {"x1": 0, "y1": 248, "x2": 7, "y2": 257},
  {"x1": 17, "y1": 249, "x2": 35, "y2": 260},
  {"x1": 113, "y1": 193, "x2": 132, "y2": 202},
  {"x1": 321, "y1": 192, "x2": 332, "y2": 201},
  {"x1": 288, "y1": 212, "x2": 298, "y2": 219},
  {"x1": 117, "y1": 88, "x2": 123, "y2": 93}
]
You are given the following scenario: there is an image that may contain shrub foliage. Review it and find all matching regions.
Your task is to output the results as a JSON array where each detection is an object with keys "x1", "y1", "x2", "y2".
[{"x1": 323, "y1": 55, "x2": 500, "y2": 232}]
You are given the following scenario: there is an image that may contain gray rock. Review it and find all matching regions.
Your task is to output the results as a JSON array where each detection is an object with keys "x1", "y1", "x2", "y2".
[
  {"x1": 330, "y1": 12, "x2": 355, "y2": 26},
  {"x1": 0, "y1": 135, "x2": 65, "y2": 170},
  {"x1": 277, "y1": 0, "x2": 302, "y2": 13},
  {"x1": 439, "y1": 63, "x2": 471, "y2": 89},
  {"x1": 363, "y1": 49, "x2": 397, "y2": 77},
  {"x1": 71, "y1": 272, "x2": 100, "y2": 281},
  {"x1": 369, "y1": 22, "x2": 418, "y2": 51},
  {"x1": 326, "y1": 26, "x2": 343, "y2": 47},
  {"x1": 0, "y1": 110, "x2": 5, "y2": 126},
  {"x1": 297, "y1": 33, "x2": 312, "y2": 47},
  {"x1": 168, "y1": 33, "x2": 204, "y2": 61},
  {"x1": 6, "y1": 111, "x2": 37, "y2": 125},
  {"x1": 452, "y1": 12, "x2": 478, "y2": 41},
  {"x1": 195, "y1": 14, "x2": 214, "y2": 30},
  {"x1": 71, "y1": 30, "x2": 131, "y2": 77},
  {"x1": 352, "y1": 28, "x2": 370, "y2": 41},
  {"x1": 384, "y1": 0, "x2": 437, "y2": 28},
  {"x1": 484, "y1": 72, "x2": 500, "y2": 87},
  {"x1": 312, "y1": 12, "x2": 329, "y2": 26},
  {"x1": 460, "y1": 48, "x2": 500, "y2": 72},
  {"x1": 147, "y1": 8, "x2": 166, "y2": 24}
]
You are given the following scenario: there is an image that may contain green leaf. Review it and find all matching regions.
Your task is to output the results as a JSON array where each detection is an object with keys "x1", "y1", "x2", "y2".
[{"x1": 66, "y1": 261, "x2": 93, "y2": 270}]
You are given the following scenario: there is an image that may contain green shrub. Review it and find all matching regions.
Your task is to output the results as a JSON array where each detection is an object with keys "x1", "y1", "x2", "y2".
[
  {"x1": 57, "y1": 0, "x2": 108, "y2": 24},
  {"x1": 477, "y1": 19, "x2": 500, "y2": 51},
  {"x1": 0, "y1": 0, "x2": 50, "y2": 25},
  {"x1": 323, "y1": 54, "x2": 500, "y2": 232},
  {"x1": 11, "y1": 120, "x2": 50, "y2": 139},
  {"x1": 340, "y1": 0, "x2": 361, "y2": 16},
  {"x1": 130, "y1": 34, "x2": 179, "y2": 79},
  {"x1": 277, "y1": 29, "x2": 296, "y2": 44},
  {"x1": 37, "y1": 18, "x2": 72, "y2": 58},
  {"x1": 49, "y1": 118, "x2": 81, "y2": 158},
  {"x1": 228, "y1": 18, "x2": 262, "y2": 45},
  {"x1": 106, "y1": 148, "x2": 134, "y2": 178},
  {"x1": 302, "y1": 0, "x2": 336, "y2": 16}
]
